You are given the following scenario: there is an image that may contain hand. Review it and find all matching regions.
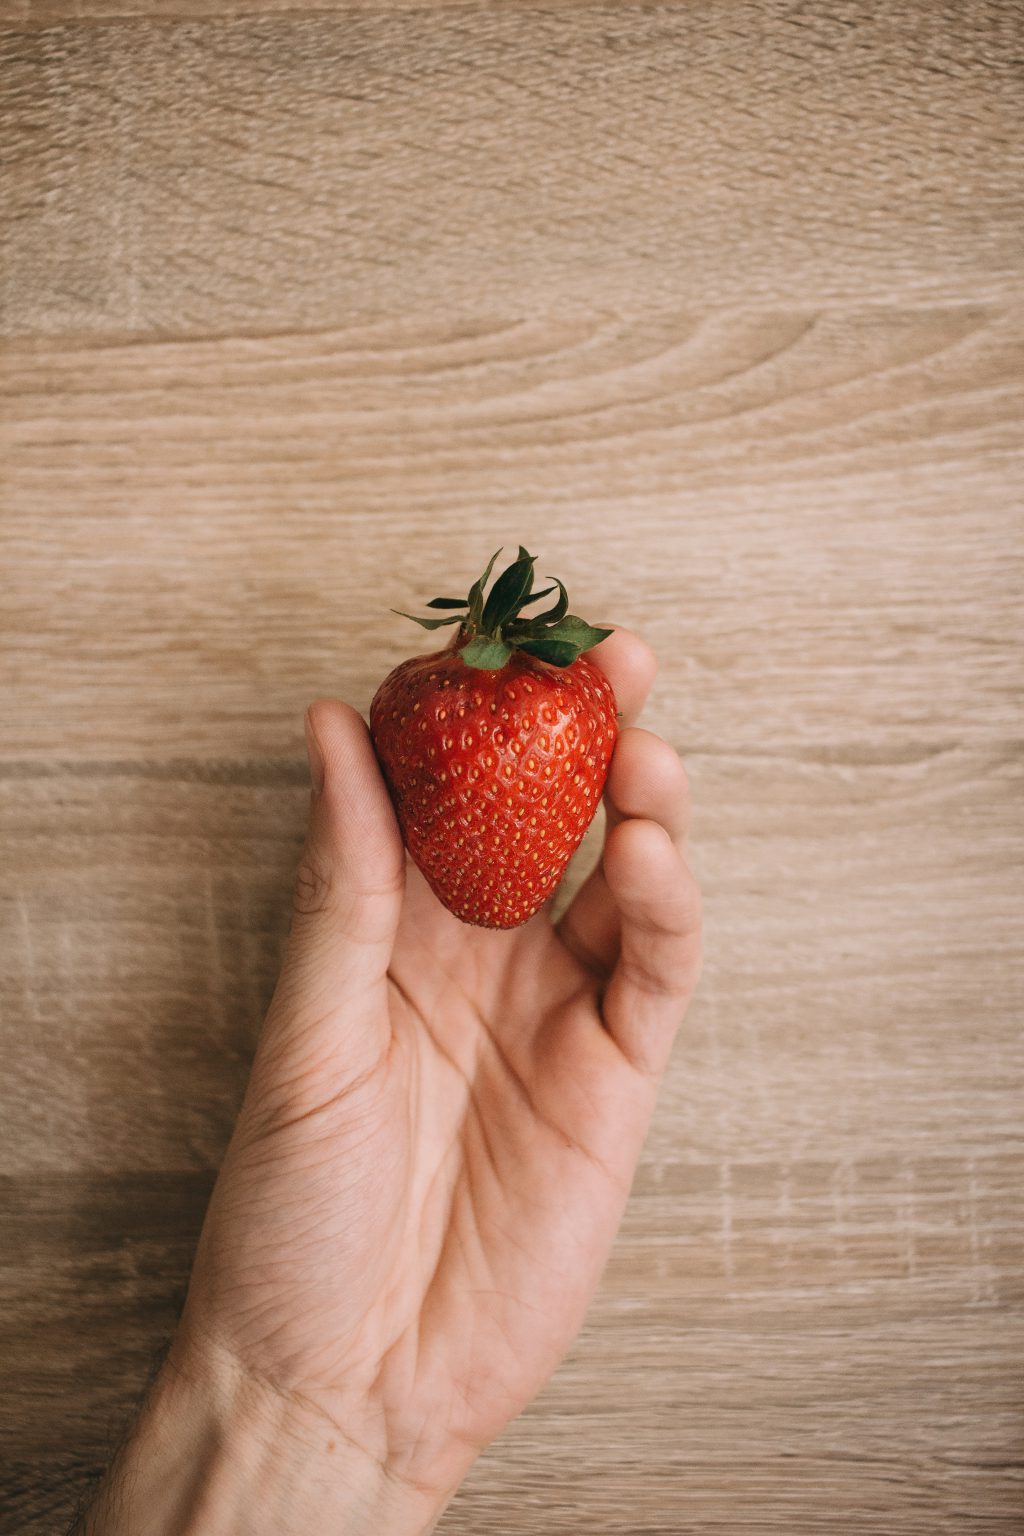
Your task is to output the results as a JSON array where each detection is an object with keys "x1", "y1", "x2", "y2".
[{"x1": 80, "y1": 628, "x2": 701, "y2": 1535}]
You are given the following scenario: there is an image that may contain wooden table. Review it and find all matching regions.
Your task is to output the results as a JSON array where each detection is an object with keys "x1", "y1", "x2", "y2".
[{"x1": 2, "y1": 4, "x2": 1021, "y2": 1530}]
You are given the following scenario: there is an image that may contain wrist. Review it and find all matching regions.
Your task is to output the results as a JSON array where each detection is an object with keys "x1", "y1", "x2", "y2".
[{"x1": 78, "y1": 1336, "x2": 453, "y2": 1536}]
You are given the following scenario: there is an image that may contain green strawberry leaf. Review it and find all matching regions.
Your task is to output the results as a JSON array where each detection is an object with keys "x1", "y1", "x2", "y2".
[
  {"x1": 482, "y1": 551, "x2": 536, "y2": 632},
  {"x1": 516, "y1": 637, "x2": 581, "y2": 667},
  {"x1": 466, "y1": 548, "x2": 503, "y2": 631},
  {"x1": 543, "y1": 614, "x2": 614, "y2": 650},
  {"x1": 392, "y1": 547, "x2": 609, "y2": 670},
  {"x1": 503, "y1": 617, "x2": 548, "y2": 641},
  {"x1": 392, "y1": 610, "x2": 465, "y2": 630},
  {"x1": 531, "y1": 577, "x2": 569, "y2": 625},
  {"x1": 460, "y1": 636, "x2": 512, "y2": 670},
  {"x1": 511, "y1": 583, "x2": 557, "y2": 615}
]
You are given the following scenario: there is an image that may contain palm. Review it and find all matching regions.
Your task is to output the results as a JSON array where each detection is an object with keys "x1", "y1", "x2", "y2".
[
  {"x1": 183, "y1": 630, "x2": 699, "y2": 1501},
  {"x1": 382, "y1": 871, "x2": 656, "y2": 1463}
]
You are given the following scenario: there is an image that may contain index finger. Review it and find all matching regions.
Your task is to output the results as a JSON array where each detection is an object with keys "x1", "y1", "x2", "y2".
[{"x1": 587, "y1": 625, "x2": 657, "y2": 728}]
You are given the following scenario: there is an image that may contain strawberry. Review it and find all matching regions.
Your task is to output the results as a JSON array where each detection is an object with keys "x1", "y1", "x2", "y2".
[{"x1": 370, "y1": 547, "x2": 618, "y2": 929}]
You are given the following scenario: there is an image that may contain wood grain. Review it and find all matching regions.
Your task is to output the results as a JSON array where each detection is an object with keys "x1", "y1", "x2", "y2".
[
  {"x1": 3, "y1": 3, "x2": 1023, "y2": 335},
  {"x1": 3, "y1": 307, "x2": 1021, "y2": 761},
  {"x1": 1, "y1": 2, "x2": 1022, "y2": 1532}
]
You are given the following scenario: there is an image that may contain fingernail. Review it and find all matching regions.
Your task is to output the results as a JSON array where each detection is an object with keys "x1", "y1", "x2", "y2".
[{"x1": 304, "y1": 708, "x2": 325, "y2": 793}]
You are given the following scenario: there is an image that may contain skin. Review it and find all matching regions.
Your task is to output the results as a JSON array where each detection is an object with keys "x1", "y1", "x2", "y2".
[{"x1": 79, "y1": 627, "x2": 702, "y2": 1534}]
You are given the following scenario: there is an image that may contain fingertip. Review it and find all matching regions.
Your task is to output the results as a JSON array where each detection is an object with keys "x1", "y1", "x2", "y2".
[
  {"x1": 588, "y1": 626, "x2": 658, "y2": 726},
  {"x1": 302, "y1": 698, "x2": 403, "y2": 874},
  {"x1": 305, "y1": 696, "x2": 366, "y2": 745},
  {"x1": 305, "y1": 699, "x2": 376, "y2": 791},
  {"x1": 304, "y1": 708, "x2": 326, "y2": 794},
  {"x1": 604, "y1": 816, "x2": 701, "y2": 924},
  {"x1": 607, "y1": 728, "x2": 689, "y2": 838}
]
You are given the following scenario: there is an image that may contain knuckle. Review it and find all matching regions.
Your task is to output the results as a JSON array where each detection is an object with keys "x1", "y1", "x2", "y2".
[
  {"x1": 292, "y1": 846, "x2": 333, "y2": 918},
  {"x1": 620, "y1": 952, "x2": 686, "y2": 1001}
]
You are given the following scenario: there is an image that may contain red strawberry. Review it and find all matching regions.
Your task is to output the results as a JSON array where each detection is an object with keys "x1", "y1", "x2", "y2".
[{"x1": 370, "y1": 547, "x2": 618, "y2": 929}]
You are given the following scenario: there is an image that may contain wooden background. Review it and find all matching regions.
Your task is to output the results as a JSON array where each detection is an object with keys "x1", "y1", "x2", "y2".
[{"x1": 2, "y1": 2, "x2": 1022, "y2": 1530}]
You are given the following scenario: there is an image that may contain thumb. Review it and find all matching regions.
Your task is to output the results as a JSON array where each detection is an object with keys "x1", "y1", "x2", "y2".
[{"x1": 257, "y1": 699, "x2": 405, "y2": 1084}]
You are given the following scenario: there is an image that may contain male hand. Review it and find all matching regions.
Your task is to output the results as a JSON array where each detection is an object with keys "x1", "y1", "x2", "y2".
[{"x1": 80, "y1": 628, "x2": 701, "y2": 1535}]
